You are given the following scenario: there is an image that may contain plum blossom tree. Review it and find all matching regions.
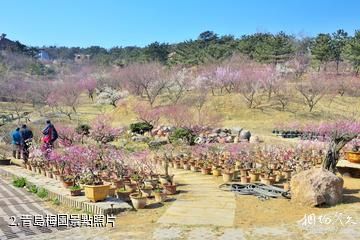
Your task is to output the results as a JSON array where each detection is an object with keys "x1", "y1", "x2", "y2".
[
  {"x1": 235, "y1": 63, "x2": 264, "y2": 109},
  {"x1": 47, "y1": 81, "x2": 83, "y2": 120},
  {"x1": 90, "y1": 115, "x2": 123, "y2": 144},
  {"x1": 96, "y1": 86, "x2": 128, "y2": 108},
  {"x1": 80, "y1": 77, "x2": 97, "y2": 102},
  {"x1": 162, "y1": 104, "x2": 194, "y2": 128},
  {"x1": 133, "y1": 102, "x2": 163, "y2": 126},
  {"x1": 123, "y1": 62, "x2": 168, "y2": 107},
  {"x1": 165, "y1": 68, "x2": 193, "y2": 104}
]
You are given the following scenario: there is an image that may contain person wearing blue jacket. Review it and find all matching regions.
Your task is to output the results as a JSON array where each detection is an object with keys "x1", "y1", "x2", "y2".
[{"x1": 11, "y1": 128, "x2": 22, "y2": 159}]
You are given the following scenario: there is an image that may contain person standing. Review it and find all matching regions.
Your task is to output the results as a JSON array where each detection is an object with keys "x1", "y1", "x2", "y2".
[
  {"x1": 20, "y1": 124, "x2": 33, "y2": 162},
  {"x1": 42, "y1": 120, "x2": 58, "y2": 149},
  {"x1": 10, "y1": 127, "x2": 22, "y2": 159}
]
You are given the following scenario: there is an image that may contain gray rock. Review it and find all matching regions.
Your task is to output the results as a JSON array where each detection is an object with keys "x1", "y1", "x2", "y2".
[
  {"x1": 212, "y1": 128, "x2": 221, "y2": 134},
  {"x1": 218, "y1": 132, "x2": 228, "y2": 138},
  {"x1": 131, "y1": 135, "x2": 149, "y2": 142},
  {"x1": 239, "y1": 129, "x2": 251, "y2": 141},
  {"x1": 194, "y1": 136, "x2": 206, "y2": 144},
  {"x1": 148, "y1": 138, "x2": 168, "y2": 148},
  {"x1": 208, "y1": 133, "x2": 218, "y2": 138}
]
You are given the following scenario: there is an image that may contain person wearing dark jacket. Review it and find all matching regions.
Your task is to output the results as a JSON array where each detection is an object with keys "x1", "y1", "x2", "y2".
[
  {"x1": 10, "y1": 128, "x2": 22, "y2": 159},
  {"x1": 42, "y1": 120, "x2": 58, "y2": 148},
  {"x1": 20, "y1": 124, "x2": 33, "y2": 162}
]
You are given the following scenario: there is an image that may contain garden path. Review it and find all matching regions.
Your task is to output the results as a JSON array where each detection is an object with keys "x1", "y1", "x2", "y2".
[{"x1": 157, "y1": 168, "x2": 236, "y2": 227}]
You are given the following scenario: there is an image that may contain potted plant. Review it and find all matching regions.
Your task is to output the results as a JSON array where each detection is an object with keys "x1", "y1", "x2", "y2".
[
  {"x1": 201, "y1": 162, "x2": 211, "y2": 175},
  {"x1": 153, "y1": 187, "x2": 167, "y2": 203},
  {"x1": 212, "y1": 167, "x2": 222, "y2": 176},
  {"x1": 140, "y1": 185, "x2": 153, "y2": 197},
  {"x1": 82, "y1": 170, "x2": 110, "y2": 202},
  {"x1": 222, "y1": 169, "x2": 234, "y2": 183},
  {"x1": 62, "y1": 175, "x2": 75, "y2": 188},
  {"x1": 159, "y1": 151, "x2": 174, "y2": 186},
  {"x1": 344, "y1": 145, "x2": 360, "y2": 163},
  {"x1": 240, "y1": 175, "x2": 250, "y2": 184},
  {"x1": 129, "y1": 177, "x2": 147, "y2": 209},
  {"x1": 249, "y1": 169, "x2": 260, "y2": 182},
  {"x1": 183, "y1": 161, "x2": 191, "y2": 170},
  {"x1": 125, "y1": 181, "x2": 138, "y2": 192},
  {"x1": 130, "y1": 192, "x2": 147, "y2": 210},
  {"x1": 70, "y1": 185, "x2": 82, "y2": 196},
  {"x1": 116, "y1": 187, "x2": 132, "y2": 201},
  {"x1": 163, "y1": 181, "x2": 177, "y2": 195}
]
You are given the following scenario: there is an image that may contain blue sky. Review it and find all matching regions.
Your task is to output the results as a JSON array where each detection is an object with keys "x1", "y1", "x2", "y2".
[{"x1": 1, "y1": 0, "x2": 359, "y2": 48}]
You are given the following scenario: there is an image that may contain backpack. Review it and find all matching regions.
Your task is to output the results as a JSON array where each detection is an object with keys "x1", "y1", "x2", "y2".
[{"x1": 52, "y1": 127, "x2": 58, "y2": 142}]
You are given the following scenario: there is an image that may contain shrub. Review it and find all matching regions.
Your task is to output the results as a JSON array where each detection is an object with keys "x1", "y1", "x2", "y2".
[
  {"x1": 169, "y1": 128, "x2": 196, "y2": 145},
  {"x1": 52, "y1": 198, "x2": 60, "y2": 206},
  {"x1": 130, "y1": 122, "x2": 153, "y2": 134},
  {"x1": 76, "y1": 124, "x2": 91, "y2": 136},
  {"x1": 26, "y1": 183, "x2": 38, "y2": 193},
  {"x1": 36, "y1": 188, "x2": 48, "y2": 199},
  {"x1": 12, "y1": 177, "x2": 27, "y2": 188},
  {"x1": 70, "y1": 185, "x2": 81, "y2": 191}
]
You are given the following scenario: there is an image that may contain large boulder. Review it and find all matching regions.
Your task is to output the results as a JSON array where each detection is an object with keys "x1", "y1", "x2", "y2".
[
  {"x1": 239, "y1": 129, "x2": 251, "y2": 141},
  {"x1": 290, "y1": 168, "x2": 344, "y2": 207}
]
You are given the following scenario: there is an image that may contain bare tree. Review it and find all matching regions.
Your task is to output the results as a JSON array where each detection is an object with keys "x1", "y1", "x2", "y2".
[
  {"x1": 296, "y1": 73, "x2": 326, "y2": 112},
  {"x1": 124, "y1": 62, "x2": 167, "y2": 107}
]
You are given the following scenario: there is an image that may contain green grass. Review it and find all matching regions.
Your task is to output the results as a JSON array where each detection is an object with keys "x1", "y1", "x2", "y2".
[
  {"x1": 12, "y1": 177, "x2": 27, "y2": 188},
  {"x1": 26, "y1": 183, "x2": 38, "y2": 194},
  {"x1": 51, "y1": 197, "x2": 60, "y2": 206},
  {"x1": 36, "y1": 187, "x2": 48, "y2": 199}
]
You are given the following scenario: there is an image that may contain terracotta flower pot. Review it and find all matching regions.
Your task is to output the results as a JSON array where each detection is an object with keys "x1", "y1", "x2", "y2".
[
  {"x1": 63, "y1": 181, "x2": 74, "y2": 188},
  {"x1": 154, "y1": 191, "x2": 167, "y2": 203},
  {"x1": 190, "y1": 166, "x2": 199, "y2": 172},
  {"x1": 130, "y1": 193, "x2": 147, "y2": 209},
  {"x1": 163, "y1": 184, "x2": 177, "y2": 195},
  {"x1": 183, "y1": 164, "x2": 190, "y2": 170},
  {"x1": 140, "y1": 188, "x2": 153, "y2": 197},
  {"x1": 249, "y1": 172, "x2": 260, "y2": 182},
  {"x1": 239, "y1": 169, "x2": 249, "y2": 177},
  {"x1": 261, "y1": 177, "x2": 275, "y2": 185},
  {"x1": 112, "y1": 179, "x2": 124, "y2": 189},
  {"x1": 240, "y1": 175, "x2": 250, "y2": 184},
  {"x1": 283, "y1": 182, "x2": 290, "y2": 191},
  {"x1": 212, "y1": 168, "x2": 222, "y2": 176},
  {"x1": 174, "y1": 163, "x2": 180, "y2": 169},
  {"x1": 275, "y1": 173, "x2": 283, "y2": 182},
  {"x1": 201, "y1": 167, "x2": 211, "y2": 175},
  {"x1": 70, "y1": 189, "x2": 82, "y2": 196},
  {"x1": 117, "y1": 190, "x2": 131, "y2": 201},
  {"x1": 222, "y1": 172, "x2": 234, "y2": 183},
  {"x1": 283, "y1": 170, "x2": 292, "y2": 180},
  {"x1": 124, "y1": 182, "x2": 137, "y2": 193}
]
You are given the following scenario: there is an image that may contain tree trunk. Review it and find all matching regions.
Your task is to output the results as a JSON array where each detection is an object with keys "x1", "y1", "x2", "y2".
[{"x1": 322, "y1": 133, "x2": 357, "y2": 173}]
